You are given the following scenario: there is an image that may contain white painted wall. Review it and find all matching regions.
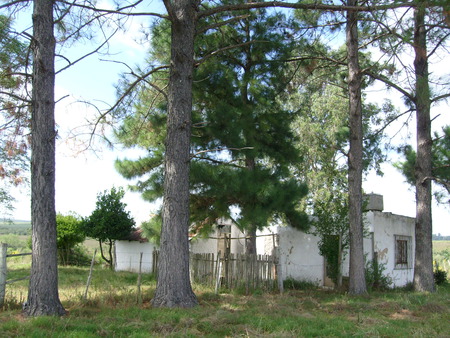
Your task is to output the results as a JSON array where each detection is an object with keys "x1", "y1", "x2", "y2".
[
  {"x1": 115, "y1": 240, "x2": 156, "y2": 273},
  {"x1": 190, "y1": 233, "x2": 218, "y2": 254},
  {"x1": 275, "y1": 226, "x2": 324, "y2": 285},
  {"x1": 366, "y1": 211, "x2": 415, "y2": 287},
  {"x1": 188, "y1": 197, "x2": 416, "y2": 288},
  {"x1": 257, "y1": 209, "x2": 415, "y2": 288}
]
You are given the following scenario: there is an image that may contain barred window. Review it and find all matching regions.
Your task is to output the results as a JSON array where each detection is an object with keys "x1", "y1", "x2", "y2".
[{"x1": 395, "y1": 235, "x2": 412, "y2": 269}]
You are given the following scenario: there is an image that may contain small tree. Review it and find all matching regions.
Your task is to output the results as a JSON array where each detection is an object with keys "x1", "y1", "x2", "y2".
[
  {"x1": 83, "y1": 187, "x2": 135, "y2": 269},
  {"x1": 56, "y1": 213, "x2": 85, "y2": 265}
]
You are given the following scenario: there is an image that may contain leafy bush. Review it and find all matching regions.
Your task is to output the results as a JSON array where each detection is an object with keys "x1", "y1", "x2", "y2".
[
  {"x1": 56, "y1": 213, "x2": 85, "y2": 265},
  {"x1": 434, "y1": 262, "x2": 448, "y2": 285},
  {"x1": 59, "y1": 245, "x2": 91, "y2": 266},
  {"x1": 365, "y1": 256, "x2": 392, "y2": 291}
]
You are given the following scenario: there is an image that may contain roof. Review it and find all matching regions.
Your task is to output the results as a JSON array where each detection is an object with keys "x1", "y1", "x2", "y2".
[{"x1": 123, "y1": 228, "x2": 148, "y2": 243}]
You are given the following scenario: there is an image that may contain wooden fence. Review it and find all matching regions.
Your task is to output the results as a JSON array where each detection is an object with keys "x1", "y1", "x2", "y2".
[
  {"x1": 0, "y1": 243, "x2": 32, "y2": 307},
  {"x1": 152, "y1": 250, "x2": 281, "y2": 293}
]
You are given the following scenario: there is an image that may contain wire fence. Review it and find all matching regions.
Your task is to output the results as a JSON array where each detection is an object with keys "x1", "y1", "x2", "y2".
[{"x1": 0, "y1": 243, "x2": 32, "y2": 307}]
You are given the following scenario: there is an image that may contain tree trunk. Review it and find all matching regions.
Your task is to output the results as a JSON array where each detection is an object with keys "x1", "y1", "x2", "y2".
[
  {"x1": 25, "y1": 0, "x2": 66, "y2": 316},
  {"x1": 245, "y1": 158, "x2": 257, "y2": 255},
  {"x1": 245, "y1": 226, "x2": 257, "y2": 255},
  {"x1": 346, "y1": 0, "x2": 367, "y2": 295},
  {"x1": 413, "y1": 1, "x2": 435, "y2": 293},
  {"x1": 151, "y1": 0, "x2": 198, "y2": 308}
]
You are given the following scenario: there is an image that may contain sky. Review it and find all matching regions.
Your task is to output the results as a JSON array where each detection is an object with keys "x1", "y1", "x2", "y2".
[{"x1": 7, "y1": 1, "x2": 450, "y2": 235}]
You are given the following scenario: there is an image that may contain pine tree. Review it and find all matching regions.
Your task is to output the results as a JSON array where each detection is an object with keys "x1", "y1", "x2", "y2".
[{"x1": 115, "y1": 5, "x2": 309, "y2": 255}]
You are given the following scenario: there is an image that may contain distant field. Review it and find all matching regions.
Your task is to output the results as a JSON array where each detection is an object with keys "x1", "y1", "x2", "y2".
[
  {"x1": 433, "y1": 240, "x2": 450, "y2": 253},
  {"x1": 0, "y1": 220, "x2": 31, "y2": 235}
]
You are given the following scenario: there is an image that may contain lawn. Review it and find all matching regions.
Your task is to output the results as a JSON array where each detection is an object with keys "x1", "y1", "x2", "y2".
[{"x1": 1, "y1": 259, "x2": 449, "y2": 337}]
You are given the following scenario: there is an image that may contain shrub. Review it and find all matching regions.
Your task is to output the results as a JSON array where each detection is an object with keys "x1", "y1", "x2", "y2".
[
  {"x1": 365, "y1": 256, "x2": 392, "y2": 291},
  {"x1": 434, "y1": 263, "x2": 448, "y2": 285},
  {"x1": 57, "y1": 213, "x2": 85, "y2": 265}
]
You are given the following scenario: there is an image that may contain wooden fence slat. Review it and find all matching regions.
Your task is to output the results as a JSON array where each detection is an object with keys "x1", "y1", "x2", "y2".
[{"x1": 151, "y1": 250, "x2": 279, "y2": 292}]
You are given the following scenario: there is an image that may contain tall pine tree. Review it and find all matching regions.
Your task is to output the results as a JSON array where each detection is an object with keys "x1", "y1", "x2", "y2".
[{"x1": 115, "y1": 4, "x2": 309, "y2": 254}]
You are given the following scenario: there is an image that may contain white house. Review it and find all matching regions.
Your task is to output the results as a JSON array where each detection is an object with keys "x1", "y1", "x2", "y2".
[
  {"x1": 190, "y1": 194, "x2": 415, "y2": 288},
  {"x1": 115, "y1": 229, "x2": 156, "y2": 273}
]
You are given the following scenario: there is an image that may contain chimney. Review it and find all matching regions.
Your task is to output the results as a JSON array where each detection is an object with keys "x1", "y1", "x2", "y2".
[{"x1": 364, "y1": 193, "x2": 384, "y2": 212}]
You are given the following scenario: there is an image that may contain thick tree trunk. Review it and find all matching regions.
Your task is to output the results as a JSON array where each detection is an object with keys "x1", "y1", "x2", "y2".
[
  {"x1": 413, "y1": 2, "x2": 435, "y2": 293},
  {"x1": 25, "y1": 0, "x2": 66, "y2": 316},
  {"x1": 151, "y1": 0, "x2": 198, "y2": 308},
  {"x1": 245, "y1": 226, "x2": 257, "y2": 255},
  {"x1": 346, "y1": 0, "x2": 367, "y2": 295}
]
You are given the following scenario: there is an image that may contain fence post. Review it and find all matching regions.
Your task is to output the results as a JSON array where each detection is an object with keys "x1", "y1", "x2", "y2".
[
  {"x1": 136, "y1": 252, "x2": 143, "y2": 304},
  {"x1": 0, "y1": 243, "x2": 7, "y2": 307},
  {"x1": 276, "y1": 247, "x2": 284, "y2": 294},
  {"x1": 83, "y1": 249, "x2": 97, "y2": 300}
]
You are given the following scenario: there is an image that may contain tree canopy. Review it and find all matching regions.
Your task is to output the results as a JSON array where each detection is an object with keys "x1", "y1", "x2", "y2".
[
  {"x1": 115, "y1": 6, "x2": 309, "y2": 249},
  {"x1": 83, "y1": 187, "x2": 136, "y2": 269}
]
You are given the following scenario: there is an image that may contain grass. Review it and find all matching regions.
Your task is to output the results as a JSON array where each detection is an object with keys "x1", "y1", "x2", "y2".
[
  {"x1": 0, "y1": 238, "x2": 449, "y2": 336},
  {"x1": 433, "y1": 240, "x2": 450, "y2": 253},
  {"x1": 1, "y1": 257, "x2": 449, "y2": 337}
]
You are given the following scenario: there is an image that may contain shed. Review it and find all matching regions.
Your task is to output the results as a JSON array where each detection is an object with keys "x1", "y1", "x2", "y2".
[
  {"x1": 114, "y1": 229, "x2": 156, "y2": 273},
  {"x1": 190, "y1": 194, "x2": 416, "y2": 288}
]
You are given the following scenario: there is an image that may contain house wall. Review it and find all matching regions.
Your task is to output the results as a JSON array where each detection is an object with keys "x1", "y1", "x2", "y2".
[
  {"x1": 365, "y1": 211, "x2": 415, "y2": 287},
  {"x1": 190, "y1": 232, "x2": 219, "y2": 254},
  {"x1": 258, "y1": 210, "x2": 414, "y2": 288},
  {"x1": 275, "y1": 226, "x2": 324, "y2": 285},
  {"x1": 115, "y1": 240, "x2": 155, "y2": 273},
  {"x1": 189, "y1": 200, "x2": 415, "y2": 288}
]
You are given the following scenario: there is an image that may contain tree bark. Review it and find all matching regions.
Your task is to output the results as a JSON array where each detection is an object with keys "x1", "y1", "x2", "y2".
[
  {"x1": 151, "y1": 0, "x2": 198, "y2": 308},
  {"x1": 245, "y1": 158, "x2": 257, "y2": 255},
  {"x1": 346, "y1": 0, "x2": 367, "y2": 295},
  {"x1": 25, "y1": 0, "x2": 66, "y2": 316},
  {"x1": 413, "y1": 1, "x2": 435, "y2": 293}
]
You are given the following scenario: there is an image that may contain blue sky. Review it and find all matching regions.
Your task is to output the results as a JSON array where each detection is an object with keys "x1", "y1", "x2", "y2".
[{"x1": 7, "y1": 1, "x2": 450, "y2": 235}]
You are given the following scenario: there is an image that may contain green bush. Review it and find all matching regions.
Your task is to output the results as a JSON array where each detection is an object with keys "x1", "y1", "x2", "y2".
[
  {"x1": 434, "y1": 263, "x2": 448, "y2": 285},
  {"x1": 365, "y1": 257, "x2": 392, "y2": 291},
  {"x1": 58, "y1": 245, "x2": 91, "y2": 266},
  {"x1": 56, "y1": 213, "x2": 86, "y2": 265}
]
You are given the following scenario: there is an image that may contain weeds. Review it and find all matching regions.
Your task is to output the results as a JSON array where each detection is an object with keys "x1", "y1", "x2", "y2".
[{"x1": 1, "y1": 250, "x2": 450, "y2": 337}]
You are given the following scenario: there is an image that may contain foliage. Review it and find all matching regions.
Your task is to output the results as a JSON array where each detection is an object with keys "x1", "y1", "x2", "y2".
[
  {"x1": 140, "y1": 214, "x2": 161, "y2": 245},
  {"x1": 56, "y1": 213, "x2": 86, "y2": 265},
  {"x1": 0, "y1": 234, "x2": 29, "y2": 252},
  {"x1": 114, "y1": 6, "x2": 309, "y2": 244},
  {"x1": 0, "y1": 15, "x2": 30, "y2": 219},
  {"x1": 83, "y1": 187, "x2": 135, "y2": 268},
  {"x1": 365, "y1": 256, "x2": 393, "y2": 291},
  {"x1": 395, "y1": 126, "x2": 450, "y2": 204},
  {"x1": 433, "y1": 262, "x2": 448, "y2": 286}
]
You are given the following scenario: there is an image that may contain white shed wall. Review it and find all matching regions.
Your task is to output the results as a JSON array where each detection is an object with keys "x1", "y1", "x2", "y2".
[
  {"x1": 366, "y1": 211, "x2": 415, "y2": 287},
  {"x1": 190, "y1": 234, "x2": 218, "y2": 254},
  {"x1": 276, "y1": 226, "x2": 324, "y2": 285},
  {"x1": 115, "y1": 241, "x2": 155, "y2": 273}
]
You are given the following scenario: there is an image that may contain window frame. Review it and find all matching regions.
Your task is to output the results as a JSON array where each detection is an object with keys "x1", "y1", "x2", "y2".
[{"x1": 394, "y1": 235, "x2": 412, "y2": 270}]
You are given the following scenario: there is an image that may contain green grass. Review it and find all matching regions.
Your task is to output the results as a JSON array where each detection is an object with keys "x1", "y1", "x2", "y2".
[
  {"x1": 0, "y1": 237, "x2": 449, "y2": 336},
  {"x1": 1, "y1": 260, "x2": 449, "y2": 337}
]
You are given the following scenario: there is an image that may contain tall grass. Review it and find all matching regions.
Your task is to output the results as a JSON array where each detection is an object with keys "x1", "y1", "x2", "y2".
[
  {"x1": 0, "y1": 240, "x2": 448, "y2": 336},
  {"x1": 1, "y1": 258, "x2": 449, "y2": 337}
]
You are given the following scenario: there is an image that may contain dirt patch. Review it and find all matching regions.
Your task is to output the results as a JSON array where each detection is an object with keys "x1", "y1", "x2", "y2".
[{"x1": 390, "y1": 309, "x2": 416, "y2": 320}]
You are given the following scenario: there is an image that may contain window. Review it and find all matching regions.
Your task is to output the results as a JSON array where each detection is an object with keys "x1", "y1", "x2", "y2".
[{"x1": 395, "y1": 235, "x2": 412, "y2": 269}]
